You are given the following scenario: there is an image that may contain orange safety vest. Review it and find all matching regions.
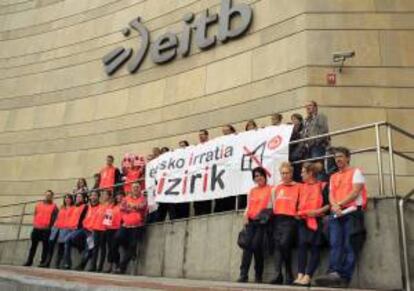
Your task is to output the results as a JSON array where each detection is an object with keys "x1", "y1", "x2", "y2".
[
  {"x1": 54, "y1": 206, "x2": 74, "y2": 229},
  {"x1": 272, "y1": 183, "x2": 300, "y2": 216},
  {"x1": 124, "y1": 168, "x2": 142, "y2": 194},
  {"x1": 246, "y1": 185, "x2": 272, "y2": 220},
  {"x1": 121, "y1": 195, "x2": 147, "y2": 228},
  {"x1": 104, "y1": 204, "x2": 122, "y2": 230},
  {"x1": 33, "y1": 202, "x2": 57, "y2": 229},
  {"x1": 99, "y1": 166, "x2": 116, "y2": 190},
  {"x1": 91, "y1": 204, "x2": 108, "y2": 231},
  {"x1": 83, "y1": 204, "x2": 100, "y2": 231},
  {"x1": 67, "y1": 204, "x2": 86, "y2": 230},
  {"x1": 330, "y1": 167, "x2": 367, "y2": 209},
  {"x1": 298, "y1": 181, "x2": 325, "y2": 231}
]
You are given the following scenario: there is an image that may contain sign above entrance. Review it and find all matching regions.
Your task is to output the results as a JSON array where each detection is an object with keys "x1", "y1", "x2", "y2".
[{"x1": 102, "y1": 0, "x2": 253, "y2": 76}]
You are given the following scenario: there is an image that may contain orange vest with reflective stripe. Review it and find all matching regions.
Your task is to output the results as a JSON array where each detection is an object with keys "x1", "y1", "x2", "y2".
[
  {"x1": 99, "y1": 166, "x2": 116, "y2": 190},
  {"x1": 54, "y1": 206, "x2": 74, "y2": 229},
  {"x1": 33, "y1": 202, "x2": 57, "y2": 229},
  {"x1": 67, "y1": 204, "x2": 86, "y2": 230},
  {"x1": 273, "y1": 183, "x2": 300, "y2": 216},
  {"x1": 330, "y1": 167, "x2": 367, "y2": 209},
  {"x1": 246, "y1": 185, "x2": 271, "y2": 219},
  {"x1": 121, "y1": 195, "x2": 147, "y2": 228},
  {"x1": 104, "y1": 204, "x2": 122, "y2": 230},
  {"x1": 83, "y1": 204, "x2": 100, "y2": 231}
]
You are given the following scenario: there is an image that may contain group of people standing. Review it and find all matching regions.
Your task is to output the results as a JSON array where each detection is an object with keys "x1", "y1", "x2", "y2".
[
  {"x1": 22, "y1": 100, "x2": 366, "y2": 288},
  {"x1": 23, "y1": 181, "x2": 147, "y2": 274},
  {"x1": 239, "y1": 146, "x2": 367, "y2": 288}
]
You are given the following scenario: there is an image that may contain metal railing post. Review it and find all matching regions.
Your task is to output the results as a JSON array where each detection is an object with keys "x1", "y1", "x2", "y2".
[
  {"x1": 375, "y1": 124, "x2": 384, "y2": 196},
  {"x1": 387, "y1": 125, "x2": 397, "y2": 197},
  {"x1": 399, "y1": 197, "x2": 412, "y2": 291},
  {"x1": 16, "y1": 203, "x2": 26, "y2": 241}
]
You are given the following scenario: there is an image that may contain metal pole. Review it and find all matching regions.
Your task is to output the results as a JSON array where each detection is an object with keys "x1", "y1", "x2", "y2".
[
  {"x1": 399, "y1": 199, "x2": 411, "y2": 291},
  {"x1": 16, "y1": 203, "x2": 26, "y2": 241},
  {"x1": 375, "y1": 124, "x2": 384, "y2": 196},
  {"x1": 387, "y1": 125, "x2": 397, "y2": 197}
]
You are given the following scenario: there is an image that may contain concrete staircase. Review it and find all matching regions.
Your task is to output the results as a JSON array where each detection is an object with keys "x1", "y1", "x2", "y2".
[{"x1": 0, "y1": 265, "x2": 381, "y2": 291}]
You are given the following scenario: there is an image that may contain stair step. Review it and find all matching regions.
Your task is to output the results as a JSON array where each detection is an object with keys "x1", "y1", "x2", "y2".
[{"x1": 0, "y1": 265, "x2": 385, "y2": 291}]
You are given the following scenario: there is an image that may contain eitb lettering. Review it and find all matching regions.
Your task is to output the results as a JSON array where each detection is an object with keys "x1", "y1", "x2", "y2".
[{"x1": 103, "y1": 0, "x2": 253, "y2": 76}]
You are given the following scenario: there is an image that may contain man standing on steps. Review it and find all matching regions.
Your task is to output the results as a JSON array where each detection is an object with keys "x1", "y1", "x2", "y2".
[
  {"x1": 314, "y1": 147, "x2": 367, "y2": 288},
  {"x1": 99, "y1": 155, "x2": 122, "y2": 194},
  {"x1": 23, "y1": 190, "x2": 58, "y2": 267},
  {"x1": 302, "y1": 100, "x2": 330, "y2": 159},
  {"x1": 194, "y1": 129, "x2": 213, "y2": 216},
  {"x1": 115, "y1": 182, "x2": 147, "y2": 274}
]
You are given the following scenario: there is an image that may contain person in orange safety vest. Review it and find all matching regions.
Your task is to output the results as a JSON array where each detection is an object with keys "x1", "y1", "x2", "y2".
[
  {"x1": 102, "y1": 191, "x2": 124, "y2": 273},
  {"x1": 269, "y1": 162, "x2": 300, "y2": 286},
  {"x1": 314, "y1": 147, "x2": 367, "y2": 288},
  {"x1": 44, "y1": 194, "x2": 74, "y2": 268},
  {"x1": 294, "y1": 163, "x2": 330, "y2": 286},
  {"x1": 23, "y1": 190, "x2": 58, "y2": 267},
  {"x1": 76, "y1": 190, "x2": 104, "y2": 272},
  {"x1": 114, "y1": 182, "x2": 147, "y2": 274},
  {"x1": 237, "y1": 167, "x2": 272, "y2": 284},
  {"x1": 99, "y1": 155, "x2": 122, "y2": 193}
]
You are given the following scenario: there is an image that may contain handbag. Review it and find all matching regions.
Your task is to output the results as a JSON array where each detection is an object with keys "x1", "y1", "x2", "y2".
[{"x1": 237, "y1": 226, "x2": 251, "y2": 250}]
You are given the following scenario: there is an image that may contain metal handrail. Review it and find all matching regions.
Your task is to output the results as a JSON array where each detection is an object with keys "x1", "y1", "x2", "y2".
[
  {"x1": 291, "y1": 146, "x2": 377, "y2": 164},
  {"x1": 398, "y1": 188, "x2": 414, "y2": 291},
  {"x1": 0, "y1": 121, "x2": 412, "y2": 291},
  {"x1": 289, "y1": 121, "x2": 387, "y2": 145},
  {"x1": 382, "y1": 147, "x2": 414, "y2": 163},
  {"x1": 0, "y1": 178, "x2": 145, "y2": 210},
  {"x1": 0, "y1": 121, "x2": 412, "y2": 213},
  {"x1": 389, "y1": 123, "x2": 414, "y2": 140}
]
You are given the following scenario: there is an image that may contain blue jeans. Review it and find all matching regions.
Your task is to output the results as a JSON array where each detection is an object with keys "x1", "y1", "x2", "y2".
[
  {"x1": 328, "y1": 215, "x2": 356, "y2": 281},
  {"x1": 63, "y1": 229, "x2": 87, "y2": 267}
]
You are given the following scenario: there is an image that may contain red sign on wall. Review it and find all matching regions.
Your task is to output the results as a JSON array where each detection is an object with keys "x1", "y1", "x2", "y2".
[{"x1": 327, "y1": 72, "x2": 336, "y2": 86}]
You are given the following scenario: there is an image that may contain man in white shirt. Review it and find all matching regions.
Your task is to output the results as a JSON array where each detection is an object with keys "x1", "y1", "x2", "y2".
[{"x1": 315, "y1": 147, "x2": 367, "y2": 288}]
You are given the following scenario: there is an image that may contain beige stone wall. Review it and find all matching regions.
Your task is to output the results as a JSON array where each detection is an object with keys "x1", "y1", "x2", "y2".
[{"x1": 0, "y1": 0, "x2": 412, "y2": 208}]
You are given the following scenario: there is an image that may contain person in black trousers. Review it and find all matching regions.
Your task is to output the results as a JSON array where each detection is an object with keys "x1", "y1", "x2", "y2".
[
  {"x1": 238, "y1": 167, "x2": 272, "y2": 283},
  {"x1": 23, "y1": 190, "x2": 58, "y2": 267},
  {"x1": 294, "y1": 163, "x2": 329, "y2": 286}
]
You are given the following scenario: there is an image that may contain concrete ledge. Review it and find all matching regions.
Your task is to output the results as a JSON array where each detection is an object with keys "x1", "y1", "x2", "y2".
[
  {"x1": 0, "y1": 198, "x2": 411, "y2": 290},
  {"x1": 0, "y1": 265, "x2": 379, "y2": 291}
]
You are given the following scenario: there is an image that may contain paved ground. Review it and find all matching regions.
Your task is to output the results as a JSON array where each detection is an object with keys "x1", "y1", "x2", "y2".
[{"x1": 0, "y1": 265, "x2": 381, "y2": 291}]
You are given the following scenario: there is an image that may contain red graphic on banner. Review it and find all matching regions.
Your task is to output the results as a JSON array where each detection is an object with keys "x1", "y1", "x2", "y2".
[
  {"x1": 242, "y1": 146, "x2": 271, "y2": 178},
  {"x1": 267, "y1": 135, "x2": 283, "y2": 150}
]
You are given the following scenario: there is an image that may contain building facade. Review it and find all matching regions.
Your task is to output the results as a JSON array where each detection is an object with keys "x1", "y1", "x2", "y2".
[{"x1": 0, "y1": 0, "x2": 413, "y2": 209}]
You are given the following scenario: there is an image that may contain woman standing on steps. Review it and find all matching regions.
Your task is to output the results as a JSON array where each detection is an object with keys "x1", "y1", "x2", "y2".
[
  {"x1": 44, "y1": 194, "x2": 74, "y2": 268},
  {"x1": 294, "y1": 163, "x2": 329, "y2": 286},
  {"x1": 237, "y1": 167, "x2": 272, "y2": 284}
]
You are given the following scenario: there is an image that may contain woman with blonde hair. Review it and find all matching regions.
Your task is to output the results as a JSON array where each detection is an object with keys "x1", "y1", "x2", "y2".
[
  {"x1": 294, "y1": 162, "x2": 329, "y2": 286},
  {"x1": 270, "y1": 162, "x2": 300, "y2": 285}
]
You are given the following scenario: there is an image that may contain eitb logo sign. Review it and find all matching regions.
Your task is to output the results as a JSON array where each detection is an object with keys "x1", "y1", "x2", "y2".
[{"x1": 102, "y1": 0, "x2": 253, "y2": 76}]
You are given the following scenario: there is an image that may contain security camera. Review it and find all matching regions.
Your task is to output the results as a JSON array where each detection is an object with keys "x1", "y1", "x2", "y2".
[
  {"x1": 332, "y1": 51, "x2": 355, "y2": 73},
  {"x1": 333, "y1": 51, "x2": 355, "y2": 63}
]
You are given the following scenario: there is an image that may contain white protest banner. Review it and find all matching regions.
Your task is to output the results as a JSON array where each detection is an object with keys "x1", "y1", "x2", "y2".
[{"x1": 145, "y1": 125, "x2": 293, "y2": 204}]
